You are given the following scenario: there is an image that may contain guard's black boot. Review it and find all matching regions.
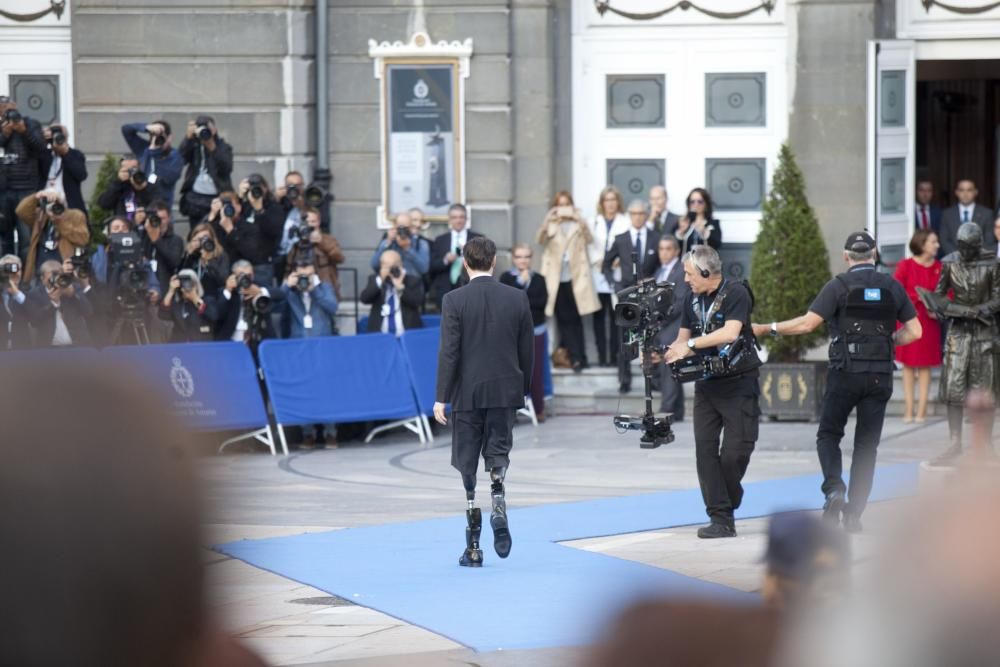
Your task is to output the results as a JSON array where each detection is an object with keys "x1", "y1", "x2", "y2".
[
  {"x1": 459, "y1": 508, "x2": 483, "y2": 567},
  {"x1": 823, "y1": 490, "x2": 846, "y2": 523},
  {"x1": 490, "y1": 467, "x2": 512, "y2": 558},
  {"x1": 697, "y1": 521, "x2": 736, "y2": 539}
]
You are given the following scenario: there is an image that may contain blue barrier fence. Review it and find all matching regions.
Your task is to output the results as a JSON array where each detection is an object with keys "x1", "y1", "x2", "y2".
[{"x1": 356, "y1": 313, "x2": 441, "y2": 334}]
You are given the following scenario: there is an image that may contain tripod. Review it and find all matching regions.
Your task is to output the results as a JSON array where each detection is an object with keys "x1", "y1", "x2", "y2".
[{"x1": 109, "y1": 300, "x2": 151, "y2": 346}]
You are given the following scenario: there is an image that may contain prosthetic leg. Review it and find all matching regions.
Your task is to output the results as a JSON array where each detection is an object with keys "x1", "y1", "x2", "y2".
[
  {"x1": 459, "y1": 473, "x2": 483, "y2": 567},
  {"x1": 490, "y1": 466, "x2": 512, "y2": 558}
]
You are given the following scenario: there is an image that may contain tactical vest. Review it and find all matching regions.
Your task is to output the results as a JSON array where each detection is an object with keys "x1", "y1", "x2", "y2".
[
  {"x1": 828, "y1": 268, "x2": 898, "y2": 373},
  {"x1": 689, "y1": 279, "x2": 761, "y2": 379}
]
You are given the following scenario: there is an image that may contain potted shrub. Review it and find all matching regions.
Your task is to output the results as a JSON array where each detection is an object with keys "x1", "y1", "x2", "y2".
[
  {"x1": 86, "y1": 153, "x2": 119, "y2": 249},
  {"x1": 750, "y1": 143, "x2": 832, "y2": 420}
]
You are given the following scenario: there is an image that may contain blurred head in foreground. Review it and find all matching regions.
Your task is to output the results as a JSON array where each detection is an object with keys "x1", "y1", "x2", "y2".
[
  {"x1": 0, "y1": 360, "x2": 206, "y2": 666},
  {"x1": 762, "y1": 511, "x2": 850, "y2": 611}
]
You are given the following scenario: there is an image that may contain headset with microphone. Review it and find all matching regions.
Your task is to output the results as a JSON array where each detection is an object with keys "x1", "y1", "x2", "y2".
[{"x1": 690, "y1": 253, "x2": 710, "y2": 279}]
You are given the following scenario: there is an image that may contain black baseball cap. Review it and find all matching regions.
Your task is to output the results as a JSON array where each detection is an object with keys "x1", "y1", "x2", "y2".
[{"x1": 844, "y1": 231, "x2": 876, "y2": 252}]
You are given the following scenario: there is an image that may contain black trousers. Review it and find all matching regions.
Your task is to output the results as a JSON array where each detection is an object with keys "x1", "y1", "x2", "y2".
[
  {"x1": 593, "y1": 292, "x2": 617, "y2": 364},
  {"x1": 693, "y1": 386, "x2": 759, "y2": 524},
  {"x1": 554, "y1": 281, "x2": 586, "y2": 365},
  {"x1": 658, "y1": 361, "x2": 685, "y2": 419},
  {"x1": 451, "y1": 407, "x2": 517, "y2": 479},
  {"x1": 816, "y1": 369, "x2": 892, "y2": 517}
]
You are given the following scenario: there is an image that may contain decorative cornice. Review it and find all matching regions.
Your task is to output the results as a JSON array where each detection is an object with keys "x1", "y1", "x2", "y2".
[
  {"x1": 594, "y1": 0, "x2": 775, "y2": 21},
  {"x1": 921, "y1": 0, "x2": 1000, "y2": 14},
  {"x1": 0, "y1": 0, "x2": 65, "y2": 22},
  {"x1": 368, "y1": 31, "x2": 474, "y2": 59}
]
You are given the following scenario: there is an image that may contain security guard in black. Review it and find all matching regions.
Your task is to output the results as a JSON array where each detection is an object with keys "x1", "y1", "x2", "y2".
[
  {"x1": 753, "y1": 231, "x2": 921, "y2": 533},
  {"x1": 666, "y1": 247, "x2": 761, "y2": 539}
]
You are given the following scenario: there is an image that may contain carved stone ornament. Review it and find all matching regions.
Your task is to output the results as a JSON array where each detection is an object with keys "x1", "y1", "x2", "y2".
[
  {"x1": 595, "y1": 0, "x2": 775, "y2": 20},
  {"x1": 0, "y1": 0, "x2": 65, "y2": 22},
  {"x1": 369, "y1": 32, "x2": 473, "y2": 63},
  {"x1": 921, "y1": 0, "x2": 1000, "y2": 13}
]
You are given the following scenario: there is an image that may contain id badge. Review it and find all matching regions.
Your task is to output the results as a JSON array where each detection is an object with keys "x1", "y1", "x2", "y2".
[
  {"x1": 44, "y1": 239, "x2": 57, "y2": 251},
  {"x1": 147, "y1": 173, "x2": 158, "y2": 185},
  {"x1": 150, "y1": 259, "x2": 158, "y2": 274},
  {"x1": 303, "y1": 314, "x2": 313, "y2": 330},
  {"x1": 125, "y1": 200, "x2": 136, "y2": 214}
]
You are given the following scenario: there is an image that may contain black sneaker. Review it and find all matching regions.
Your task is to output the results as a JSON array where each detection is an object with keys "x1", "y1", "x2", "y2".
[
  {"x1": 823, "y1": 490, "x2": 845, "y2": 523},
  {"x1": 697, "y1": 522, "x2": 737, "y2": 539}
]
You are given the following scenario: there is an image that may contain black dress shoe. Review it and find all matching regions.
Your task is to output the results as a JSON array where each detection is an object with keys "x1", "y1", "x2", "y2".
[
  {"x1": 843, "y1": 513, "x2": 863, "y2": 534},
  {"x1": 823, "y1": 490, "x2": 845, "y2": 522},
  {"x1": 619, "y1": 382, "x2": 631, "y2": 394},
  {"x1": 697, "y1": 522, "x2": 736, "y2": 539},
  {"x1": 491, "y1": 512, "x2": 512, "y2": 559}
]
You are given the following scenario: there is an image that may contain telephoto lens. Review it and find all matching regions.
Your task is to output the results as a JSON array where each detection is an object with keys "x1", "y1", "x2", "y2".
[
  {"x1": 222, "y1": 202, "x2": 236, "y2": 219},
  {"x1": 197, "y1": 125, "x2": 212, "y2": 141},
  {"x1": 128, "y1": 167, "x2": 147, "y2": 186},
  {"x1": 146, "y1": 209, "x2": 161, "y2": 227},
  {"x1": 56, "y1": 272, "x2": 74, "y2": 288},
  {"x1": 237, "y1": 274, "x2": 253, "y2": 290},
  {"x1": 249, "y1": 185, "x2": 264, "y2": 199},
  {"x1": 199, "y1": 237, "x2": 216, "y2": 254},
  {"x1": 286, "y1": 184, "x2": 300, "y2": 200},
  {"x1": 296, "y1": 274, "x2": 310, "y2": 291},
  {"x1": 52, "y1": 131, "x2": 67, "y2": 146},
  {"x1": 4, "y1": 109, "x2": 22, "y2": 123},
  {"x1": 152, "y1": 134, "x2": 166, "y2": 147},
  {"x1": 49, "y1": 201, "x2": 65, "y2": 216}
]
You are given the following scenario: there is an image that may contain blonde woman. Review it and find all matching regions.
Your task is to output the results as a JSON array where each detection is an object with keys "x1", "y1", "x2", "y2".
[
  {"x1": 588, "y1": 185, "x2": 630, "y2": 366},
  {"x1": 179, "y1": 222, "x2": 229, "y2": 296},
  {"x1": 537, "y1": 191, "x2": 600, "y2": 372},
  {"x1": 159, "y1": 269, "x2": 218, "y2": 342}
]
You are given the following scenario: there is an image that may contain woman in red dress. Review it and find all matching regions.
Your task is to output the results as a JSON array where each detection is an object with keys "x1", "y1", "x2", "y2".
[{"x1": 893, "y1": 229, "x2": 942, "y2": 422}]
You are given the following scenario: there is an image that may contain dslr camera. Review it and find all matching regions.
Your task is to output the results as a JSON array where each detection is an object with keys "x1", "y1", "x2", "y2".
[
  {"x1": 70, "y1": 251, "x2": 91, "y2": 280},
  {"x1": 199, "y1": 236, "x2": 216, "y2": 254},
  {"x1": 221, "y1": 200, "x2": 236, "y2": 219},
  {"x1": 0, "y1": 260, "x2": 20, "y2": 283},
  {"x1": 236, "y1": 273, "x2": 253, "y2": 291},
  {"x1": 179, "y1": 274, "x2": 195, "y2": 292},
  {"x1": 388, "y1": 265, "x2": 402, "y2": 280},
  {"x1": 38, "y1": 196, "x2": 65, "y2": 216},
  {"x1": 294, "y1": 272, "x2": 311, "y2": 291},
  {"x1": 304, "y1": 184, "x2": 326, "y2": 207},
  {"x1": 248, "y1": 174, "x2": 265, "y2": 200},
  {"x1": 195, "y1": 116, "x2": 213, "y2": 141},
  {"x1": 145, "y1": 207, "x2": 161, "y2": 228},
  {"x1": 3, "y1": 109, "x2": 22, "y2": 124},
  {"x1": 51, "y1": 129, "x2": 67, "y2": 147},
  {"x1": 128, "y1": 167, "x2": 147, "y2": 186},
  {"x1": 285, "y1": 184, "x2": 301, "y2": 201}
]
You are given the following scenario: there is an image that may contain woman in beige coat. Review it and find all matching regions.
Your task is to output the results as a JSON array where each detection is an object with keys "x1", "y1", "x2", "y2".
[{"x1": 536, "y1": 191, "x2": 600, "y2": 372}]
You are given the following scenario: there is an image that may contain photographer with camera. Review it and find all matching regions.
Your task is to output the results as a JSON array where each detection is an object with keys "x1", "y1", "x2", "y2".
[
  {"x1": 0, "y1": 97, "x2": 47, "y2": 258},
  {"x1": 286, "y1": 207, "x2": 345, "y2": 296},
  {"x1": 663, "y1": 246, "x2": 761, "y2": 539},
  {"x1": 159, "y1": 269, "x2": 218, "y2": 343},
  {"x1": 370, "y1": 211, "x2": 430, "y2": 280},
  {"x1": 0, "y1": 254, "x2": 30, "y2": 350},
  {"x1": 179, "y1": 222, "x2": 229, "y2": 298},
  {"x1": 178, "y1": 115, "x2": 233, "y2": 223},
  {"x1": 234, "y1": 174, "x2": 285, "y2": 286},
  {"x1": 121, "y1": 120, "x2": 184, "y2": 209},
  {"x1": 40, "y1": 123, "x2": 87, "y2": 216},
  {"x1": 281, "y1": 260, "x2": 338, "y2": 338},
  {"x1": 276, "y1": 170, "x2": 331, "y2": 234},
  {"x1": 361, "y1": 249, "x2": 424, "y2": 335},
  {"x1": 134, "y1": 199, "x2": 184, "y2": 291},
  {"x1": 97, "y1": 154, "x2": 158, "y2": 222},
  {"x1": 14, "y1": 189, "x2": 89, "y2": 282},
  {"x1": 215, "y1": 260, "x2": 277, "y2": 344},
  {"x1": 25, "y1": 258, "x2": 93, "y2": 347}
]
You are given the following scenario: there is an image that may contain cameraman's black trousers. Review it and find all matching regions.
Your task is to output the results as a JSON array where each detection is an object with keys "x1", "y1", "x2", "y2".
[
  {"x1": 451, "y1": 408, "x2": 516, "y2": 478},
  {"x1": 693, "y1": 385, "x2": 759, "y2": 525},
  {"x1": 816, "y1": 369, "x2": 892, "y2": 518}
]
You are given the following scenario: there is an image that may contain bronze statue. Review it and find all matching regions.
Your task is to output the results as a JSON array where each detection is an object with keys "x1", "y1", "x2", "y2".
[{"x1": 918, "y1": 222, "x2": 1000, "y2": 464}]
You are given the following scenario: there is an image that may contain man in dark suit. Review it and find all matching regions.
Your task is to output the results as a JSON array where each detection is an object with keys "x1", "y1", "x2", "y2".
[
  {"x1": 939, "y1": 179, "x2": 996, "y2": 257},
  {"x1": 40, "y1": 124, "x2": 88, "y2": 217},
  {"x1": 213, "y1": 260, "x2": 278, "y2": 347},
  {"x1": 914, "y1": 179, "x2": 941, "y2": 236},
  {"x1": 360, "y1": 249, "x2": 424, "y2": 335},
  {"x1": 0, "y1": 254, "x2": 31, "y2": 350},
  {"x1": 434, "y1": 236, "x2": 534, "y2": 568},
  {"x1": 647, "y1": 185, "x2": 679, "y2": 234},
  {"x1": 26, "y1": 259, "x2": 93, "y2": 347},
  {"x1": 428, "y1": 203, "x2": 482, "y2": 307},
  {"x1": 603, "y1": 199, "x2": 662, "y2": 393},
  {"x1": 651, "y1": 237, "x2": 689, "y2": 420}
]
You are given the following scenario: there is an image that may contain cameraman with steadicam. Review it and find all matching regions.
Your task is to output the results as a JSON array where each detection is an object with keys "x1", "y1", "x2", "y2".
[
  {"x1": 96, "y1": 154, "x2": 158, "y2": 223},
  {"x1": 215, "y1": 260, "x2": 277, "y2": 345},
  {"x1": 13, "y1": 189, "x2": 89, "y2": 282},
  {"x1": 179, "y1": 222, "x2": 229, "y2": 297},
  {"x1": 178, "y1": 115, "x2": 233, "y2": 224}
]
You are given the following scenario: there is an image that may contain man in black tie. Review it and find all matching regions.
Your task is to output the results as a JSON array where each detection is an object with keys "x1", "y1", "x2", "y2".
[
  {"x1": 939, "y1": 179, "x2": 996, "y2": 257},
  {"x1": 603, "y1": 199, "x2": 661, "y2": 393},
  {"x1": 651, "y1": 237, "x2": 689, "y2": 420},
  {"x1": 647, "y1": 185, "x2": 679, "y2": 234},
  {"x1": 914, "y1": 179, "x2": 941, "y2": 237},
  {"x1": 434, "y1": 237, "x2": 534, "y2": 568}
]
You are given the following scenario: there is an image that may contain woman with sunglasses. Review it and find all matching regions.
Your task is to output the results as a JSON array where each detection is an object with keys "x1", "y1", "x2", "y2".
[{"x1": 672, "y1": 188, "x2": 722, "y2": 254}]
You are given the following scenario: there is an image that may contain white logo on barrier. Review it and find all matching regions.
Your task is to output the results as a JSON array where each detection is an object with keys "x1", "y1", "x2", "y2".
[
  {"x1": 170, "y1": 357, "x2": 195, "y2": 398},
  {"x1": 414, "y1": 78, "x2": 429, "y2": 99}
]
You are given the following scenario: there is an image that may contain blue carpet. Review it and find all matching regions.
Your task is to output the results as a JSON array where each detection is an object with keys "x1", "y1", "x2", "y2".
[{"x1": 216, "y1": 463, "x2": 919, "y2": 651}]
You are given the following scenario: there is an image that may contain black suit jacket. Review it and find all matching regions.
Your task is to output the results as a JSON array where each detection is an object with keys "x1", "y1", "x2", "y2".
[
  {"x1": 25, "y1": 286, "x2": 93, "y2": 347},
  {"x1": 603, "y1": 228, "x2": 662, "y2": 288},
  {"x1": 652, "y1": 260, "x2": 690, "y2": 346},
  {"x1": 213, "y1": 286, "x2": 279, "y2": 341},
  {"x1": 0, "y1": 291, "x2": 32, "y2": 350},
  {"x1": 435, "y1": 276, "x2": 534, "y2": 410},
  {"x1": 649, "y1": 211, "x2": 679, "y2": 235},
  {"x1": 40, "y1": 148, "x2": 88, "y2": 214},
  {"x1": 940, "y1": 204, "x2": 996, "y2": 257},
  {"x1": 428, "y1": 230, "x2": 483, "y2": 304},
  {"x1": 360, "y1": 273, "x2": 424, "y2": 333},
  {"x1": 913, "y1": 203, "x2": 942, "y2": 234},
  {"x1": 499, "y1": 270, "x2": 548, "y2": 327}
]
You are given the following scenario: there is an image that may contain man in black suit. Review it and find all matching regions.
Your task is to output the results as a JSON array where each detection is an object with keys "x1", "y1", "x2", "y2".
[
  {"x1": 429, "y1": 203, "x2": 482, "y2": 307},
  {"x1": 603, "y1": 199, "x2": 662, "y2": 393},
  {"x1": 434, "y1": 236, "x2": 534, "y2": 568},
  {"x1": 914, "y1": 179, "x2": 941, "y2": 236},
  {"x1": 651, "y1": 237, "x2": 689, "y2": 420},
  {"x1": 939, "y1": 179, "x2": 996, "y2": 257},
  {"x1": 360, "y1": 249, "x2": 424, "y2": 335},
  {"x1": 0, "y1": 254, "x2": 31, "y2": 350},
  {"x1": 213, "y1": 260, "x2": 278, "y2": 349},
  {"x1": 26, "y1": 259, "x2": 93, "y2": 347},
  {"x1": 647, "y1": 185, "x2": 679, "y2": 234},
  {"x1": 40, "y1": 124, "x2": 88, "y2": 217}
]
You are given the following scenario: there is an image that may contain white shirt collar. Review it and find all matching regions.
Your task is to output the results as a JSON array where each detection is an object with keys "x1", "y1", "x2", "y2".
[{"x1": 959, "y1": 203, "x2": 975, "y2": 215}]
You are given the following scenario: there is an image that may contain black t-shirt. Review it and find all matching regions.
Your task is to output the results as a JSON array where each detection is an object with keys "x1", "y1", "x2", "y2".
[
  {"x1": 681, "y1": 280, "x2": 759, "y2": 396},
  {"x1": 808, "y1": 264, "x2": 916, "y2": 373}
]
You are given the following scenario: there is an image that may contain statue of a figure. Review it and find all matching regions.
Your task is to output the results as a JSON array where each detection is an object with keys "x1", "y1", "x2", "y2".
[{"x1": 919, "y1": 222, "x2": 1000, "y2": 464}]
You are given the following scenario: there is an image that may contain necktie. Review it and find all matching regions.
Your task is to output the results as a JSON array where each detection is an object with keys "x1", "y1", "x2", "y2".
[
  {"x1": 449, "y1": 235, "x2": 462, "y2": 284},
  {"x1": 963, "y1": 209, "x2": 970, "y2": 223},
  {"x1": 633, "y1": 232, "x2": 641, "y2": 260},
  {"x1": 387, "y1": 290, "x2": 397, "y2": 335},
  {"x1": 920, "y1": 207, "x2": 928, "y2": 230}
]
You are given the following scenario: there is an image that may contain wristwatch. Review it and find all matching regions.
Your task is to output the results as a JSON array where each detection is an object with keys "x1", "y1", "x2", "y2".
[
  {"x1": 770, "y1": 322, "x2": 779, "y2": 337},
  {"x1": 687, "y1": 338, "x2": 697, "y2": 350}
]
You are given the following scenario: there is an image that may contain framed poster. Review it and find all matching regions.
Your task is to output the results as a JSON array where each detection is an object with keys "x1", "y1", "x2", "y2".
[{"x1": 370, "y1": 32, "x2": 473, "y2": 227}]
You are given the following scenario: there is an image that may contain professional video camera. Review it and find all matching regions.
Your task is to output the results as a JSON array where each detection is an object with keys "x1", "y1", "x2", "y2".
[
  {"x1": 669, "y1": 337, "x2": 760, "y2": 384},
  {"x1": 612, "y1": 257, "x2": 676, "y2": 450},
  {"x1": 109, "y1": 232, "x2": 148, "y2": 305}
]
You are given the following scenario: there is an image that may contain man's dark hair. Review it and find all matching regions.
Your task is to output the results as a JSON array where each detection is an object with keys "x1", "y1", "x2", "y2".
[
  {"x1": 154, "y1": 119, "x2": 172, "y2": 136},
  {"x1": 463, "y1": 236, "x2": 496, "y2": 272},
  {"x1": 120, "y1": 153, "x2": 138, "y2": 165},
  {"x1": 151, "y1": 199, "x2": 170, "y2": 212},
  {"x1": 448, "y1": 203, "x2": 468, "y2": 216}
]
